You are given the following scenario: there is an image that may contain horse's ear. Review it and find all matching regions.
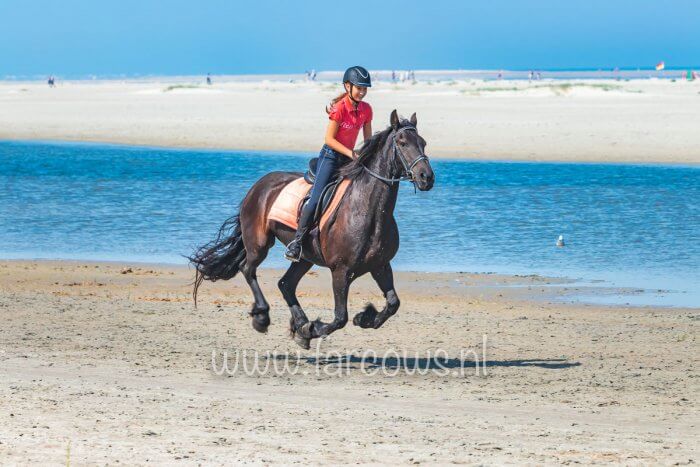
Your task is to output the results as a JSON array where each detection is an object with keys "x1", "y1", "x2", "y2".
[
  {"x1": 390, "y1": 109, "x2": 399, "y2": 130},
  {"x1": 410, "y1": 112, "x2": 417, "y2": 127}
]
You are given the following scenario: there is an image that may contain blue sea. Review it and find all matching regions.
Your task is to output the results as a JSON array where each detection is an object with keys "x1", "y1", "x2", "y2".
[{"x1": 1, "y1": 141, "x2": 698, "y2": 307}]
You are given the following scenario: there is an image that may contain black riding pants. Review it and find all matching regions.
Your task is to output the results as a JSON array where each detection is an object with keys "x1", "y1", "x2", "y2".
[{"x1": 297, "y1": 145, "x2": 343, "y2": 230}]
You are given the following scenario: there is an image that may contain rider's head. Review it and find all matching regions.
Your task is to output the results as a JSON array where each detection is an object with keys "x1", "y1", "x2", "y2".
[{"x1": 343, "y1": 66, "x2": 371, "y2": 104}]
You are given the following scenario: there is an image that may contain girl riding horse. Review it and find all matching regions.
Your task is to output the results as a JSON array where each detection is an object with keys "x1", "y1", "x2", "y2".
[
  {"x1": 190, "y1": 70, "x2": 434, "y2": 349},
  {"x1": 284, "y1": 66, "x2": 374, "y2": 261}
]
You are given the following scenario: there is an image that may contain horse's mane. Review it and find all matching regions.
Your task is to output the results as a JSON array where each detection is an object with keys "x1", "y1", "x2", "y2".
[{"x1": 338, "y1": 119, "x2": 413, "y2": 180}]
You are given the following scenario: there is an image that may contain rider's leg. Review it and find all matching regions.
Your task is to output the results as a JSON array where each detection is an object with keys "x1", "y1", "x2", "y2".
[{"x1": 285, "y1": 146, "x2": 340, "y2": 261}]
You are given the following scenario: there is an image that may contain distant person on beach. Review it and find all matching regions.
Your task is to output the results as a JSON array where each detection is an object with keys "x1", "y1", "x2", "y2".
[
  {"x1": 284, "y1": 66, "x2": 373, "y2": 261},
  {"x1": 206, "y1": 73, "x2": 212, "y2": 85},
  {"x1": 392, "y1": 70, "x2": 396, "y2": 82}
]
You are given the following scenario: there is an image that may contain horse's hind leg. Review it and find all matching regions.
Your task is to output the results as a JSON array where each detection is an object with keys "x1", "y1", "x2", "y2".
[
  {"x1": 277, "y1": 259, "x2": 314, "y2": 349},
  {"x1": 240, "y1": 228, "x2": 275, "y2": 334},
  {"x1": 353, "y1": 263, "x2": 400, "y2": 329}
]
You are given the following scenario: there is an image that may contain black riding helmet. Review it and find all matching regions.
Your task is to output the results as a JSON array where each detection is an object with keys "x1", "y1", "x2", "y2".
[{"x1": 343, "y1": 66, "x2": 372, "y2": 87}]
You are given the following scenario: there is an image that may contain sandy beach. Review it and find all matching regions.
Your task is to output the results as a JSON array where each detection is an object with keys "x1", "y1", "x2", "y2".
[
  {"x1": 1, "y1": 77, "x2": 699, "y2": 164},
  {"x1": 0, "y1": 260, "x2": 697, "y2": 464}
]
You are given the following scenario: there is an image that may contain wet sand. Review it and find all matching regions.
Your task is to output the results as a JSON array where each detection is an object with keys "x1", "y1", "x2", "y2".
[
  {"x1": 1, "y1": 77, "x2": 699, "y2": 164},
  {"x1": 0, "y1": 260, "x2": 697, "y2": 464}
]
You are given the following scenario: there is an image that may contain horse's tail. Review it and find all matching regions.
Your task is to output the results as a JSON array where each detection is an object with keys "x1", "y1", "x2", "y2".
[{"x1": 188, "y1": 214, "x2": 246, "y2": 307}]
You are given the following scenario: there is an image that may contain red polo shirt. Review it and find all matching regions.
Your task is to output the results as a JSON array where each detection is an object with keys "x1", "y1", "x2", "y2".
[{"x1": 328, "y1": 95, "x2": 373, "y2": 153}]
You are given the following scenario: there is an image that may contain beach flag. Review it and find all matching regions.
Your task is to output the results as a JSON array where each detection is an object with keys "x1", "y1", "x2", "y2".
[{"x1": 655, "y1": 61, "x2": 665, "y2": 71}]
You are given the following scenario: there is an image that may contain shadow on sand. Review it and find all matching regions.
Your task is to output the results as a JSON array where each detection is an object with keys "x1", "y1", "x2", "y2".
[{"x1": 304, "y1": 354, "x2": 581, "y2": 371}]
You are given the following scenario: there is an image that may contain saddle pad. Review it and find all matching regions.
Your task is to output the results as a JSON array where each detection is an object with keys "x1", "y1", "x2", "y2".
[{"x1": 268, "y1": 177, "x2": 351, "y2": 232}]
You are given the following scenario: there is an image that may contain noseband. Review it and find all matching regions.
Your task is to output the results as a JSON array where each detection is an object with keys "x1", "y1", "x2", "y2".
[{"x1": 362, "y1": 126, "x2": 430, "y2": 185}]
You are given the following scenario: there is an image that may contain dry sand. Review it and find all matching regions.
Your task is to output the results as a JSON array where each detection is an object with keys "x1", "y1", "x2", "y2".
[
  {"x1": 1, "y1": 77, "x2": 699, "y2": 164},
  {"x1": 0, "y1": 260, "x2": 697, "y2": 464}
]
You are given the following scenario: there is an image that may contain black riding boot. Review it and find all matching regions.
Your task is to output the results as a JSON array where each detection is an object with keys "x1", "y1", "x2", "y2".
[{"x1": 284, "y1": 204, "x2": 315, "y2": 262}]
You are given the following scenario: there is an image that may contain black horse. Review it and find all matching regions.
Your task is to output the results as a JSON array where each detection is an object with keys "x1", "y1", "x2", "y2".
[{"x1": 190, "y1": 110, "x2": 435, "y2": 348}]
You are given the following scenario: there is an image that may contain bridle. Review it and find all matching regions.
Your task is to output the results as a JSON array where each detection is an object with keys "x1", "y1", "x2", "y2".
[{"x1": 362, "y1": 125, "x2": 430, "y2": 185}]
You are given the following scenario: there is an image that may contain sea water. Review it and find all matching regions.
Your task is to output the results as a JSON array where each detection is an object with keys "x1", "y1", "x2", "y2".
[{"x1": 1, "y1": 141, "x2": 698, "y2": 306}]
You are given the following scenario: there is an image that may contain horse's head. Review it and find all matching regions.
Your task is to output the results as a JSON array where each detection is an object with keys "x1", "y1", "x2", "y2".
[{"x1": 390, "y1": 110, "x2": 435, "y2": 191}]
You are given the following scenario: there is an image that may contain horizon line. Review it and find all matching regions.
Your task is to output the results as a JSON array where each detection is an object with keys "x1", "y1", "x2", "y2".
[{"x1": 2, "y1": 66, "x2": 698, "y2": 81}]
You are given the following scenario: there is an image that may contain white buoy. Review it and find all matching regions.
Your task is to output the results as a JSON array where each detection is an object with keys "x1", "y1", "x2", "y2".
[{"x1": 556, "y1": 235, "x2": 565, "y2": 247}]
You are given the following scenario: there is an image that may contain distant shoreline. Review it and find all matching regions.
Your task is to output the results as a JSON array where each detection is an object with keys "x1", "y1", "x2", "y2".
[{"x1": 1, "y1": 77, "x2": 699, "y2": 164}]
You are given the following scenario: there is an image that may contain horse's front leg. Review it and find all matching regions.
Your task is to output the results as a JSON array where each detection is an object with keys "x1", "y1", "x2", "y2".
[
  {"x1": 353, "y1": 263, "x2": 400, "y2": 329},
  {"x1": 300, "y1": 267, "x2": 351, "y2": 341}
]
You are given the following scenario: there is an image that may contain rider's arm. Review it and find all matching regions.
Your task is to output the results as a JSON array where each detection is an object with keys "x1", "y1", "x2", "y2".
[
  {"x1": 324, "y1": 120, "x2": 354, "y2": 159},
  {"x1": 362, "y1": 121, "x2": 372, "y2": 143}
]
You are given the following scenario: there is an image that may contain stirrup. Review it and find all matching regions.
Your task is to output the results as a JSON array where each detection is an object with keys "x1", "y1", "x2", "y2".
[{"x1": 284, "y1": 239, "x2": 302, "y2": 262}]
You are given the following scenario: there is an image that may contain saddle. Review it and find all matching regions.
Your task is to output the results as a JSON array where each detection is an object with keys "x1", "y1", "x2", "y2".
[
  {"x1": 300, "y1": 157, "x2": 345, "y2": 224},
  {"x1": 303, "y1": 155, "x2": 348, "y2": 183},
  {"x1": 267, "y1": 158, "x2": 351, "y2": 232},
  {"x1": 303, "y1": 157, "x2": 319, "y2": 184}
]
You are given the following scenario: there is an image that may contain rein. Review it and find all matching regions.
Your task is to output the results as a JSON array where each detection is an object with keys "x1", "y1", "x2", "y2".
[{"x1": 362, "y1": 126, "x2": 430, "y2": 186}]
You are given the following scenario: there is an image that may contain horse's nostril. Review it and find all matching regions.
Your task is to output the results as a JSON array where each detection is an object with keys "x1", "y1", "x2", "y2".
[{"x1": 420, "y1": 172, "x2": 427, "y2": 180}]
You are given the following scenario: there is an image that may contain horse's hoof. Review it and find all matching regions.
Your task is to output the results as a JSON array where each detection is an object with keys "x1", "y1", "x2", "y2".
[
  {"x1": 352, "y1": 312, "x2": 367, "y2": 327},
  {"x1": 353, "y1": 304, "x2": 378, "y2": 328},
  {"x1": 293, "y1": 332, "x2": 311, "y2": 350},
  {"x1": 299, "y1": 321, "x2": 314, "y2": 339},
  {"x1": 251, "y1": 317, "x2": 269, "y2": 334}
]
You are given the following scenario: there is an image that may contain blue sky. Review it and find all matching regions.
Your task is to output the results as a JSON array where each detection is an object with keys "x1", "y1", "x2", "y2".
[{"x1": 1, "y1": 0, "x2": 697, "y2": 76}]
